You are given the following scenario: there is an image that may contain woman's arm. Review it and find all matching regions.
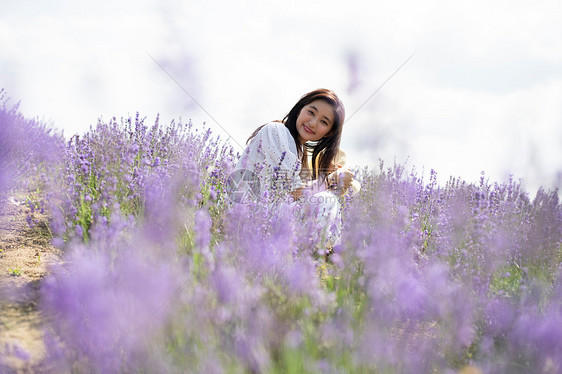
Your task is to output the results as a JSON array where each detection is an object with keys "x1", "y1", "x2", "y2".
[
  {"x1": 258, "y1": 123, "x2": 304, "y2": 190},
  {"x1": 289, "y1": 167, "x2": 354, "y2": 200},
  {"x1": 326, "y1": 167, "x2": 355, "y2": 196}
]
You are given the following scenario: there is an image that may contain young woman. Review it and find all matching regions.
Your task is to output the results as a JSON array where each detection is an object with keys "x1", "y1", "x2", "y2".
[
  {"x1": 231, "y1": 88, "x2": 357, "y2": 246},
  {"x1": 234, "y1": 88, "x2": 353, "y2": 199}
]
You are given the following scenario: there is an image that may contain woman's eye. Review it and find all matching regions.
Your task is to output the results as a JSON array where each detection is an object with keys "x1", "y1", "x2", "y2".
[
  {"x1": 307, "y1": 110, "x2": 314, "y2": 115},
  {"x1": 322, "y1": 120, "x2": 328, "y2": 126}
]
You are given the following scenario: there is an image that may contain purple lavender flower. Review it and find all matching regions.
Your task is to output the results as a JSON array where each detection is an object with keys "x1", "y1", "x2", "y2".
[
  {"x1": 42, "y1": 242, "x2": 177, "y2": 372},
  {"x1": 4, "y1": 84, "x2": 560, "y2": 373},
  {"x1": 195, "y1": 209, "x2": 212, "y2": 250}
]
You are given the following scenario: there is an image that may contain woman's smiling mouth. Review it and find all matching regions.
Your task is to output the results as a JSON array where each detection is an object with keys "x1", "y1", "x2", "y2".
[{"x1": 303, "y1": 125, "x2": 314, "y2": 134}]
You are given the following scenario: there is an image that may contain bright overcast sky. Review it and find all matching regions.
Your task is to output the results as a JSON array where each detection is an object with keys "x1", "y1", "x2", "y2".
[{"x1": 1, "y1": 0, "x2": 561, "y2": 196}]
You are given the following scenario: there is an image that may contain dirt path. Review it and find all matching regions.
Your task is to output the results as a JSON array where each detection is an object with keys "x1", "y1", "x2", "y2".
[{"x1": 0, "y1": 193, "x2": 61, "y2": 373}]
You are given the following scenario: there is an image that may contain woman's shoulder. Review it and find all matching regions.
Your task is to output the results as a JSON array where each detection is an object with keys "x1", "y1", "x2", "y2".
[
  {"x1": 261, "y1": 121, "x2": 288, "y2": 134},
  {"x1": 251, "y1": 121, "x2": 298, "y2": 155},
  {"x1": 254, "y1": 121, "x2": 292, "y2": 141}
]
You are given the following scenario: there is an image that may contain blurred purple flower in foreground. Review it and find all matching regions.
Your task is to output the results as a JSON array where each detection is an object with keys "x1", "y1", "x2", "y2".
[
  {"x1": 3, "y1": 90, "x2": 561, "y2": 373},
  {"x1": 42, "y1": 233, "x2": 178, "y2": 372}
]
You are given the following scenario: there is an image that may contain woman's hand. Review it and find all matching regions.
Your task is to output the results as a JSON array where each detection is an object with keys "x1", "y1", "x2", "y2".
[{"x1": 327, "y1": 165, "x2": 354, "y2": 195}]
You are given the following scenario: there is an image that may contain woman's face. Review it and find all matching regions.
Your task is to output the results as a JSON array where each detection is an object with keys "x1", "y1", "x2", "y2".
[{"x1": 296, "y1": 99, "x2": 335, "y2": 144}]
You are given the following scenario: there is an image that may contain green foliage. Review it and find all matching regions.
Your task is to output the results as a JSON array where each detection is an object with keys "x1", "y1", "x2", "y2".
[
  {"x1": 8, "y1": 266, "x2": 22, "y2": 276},
  {"x1": 489, "y1": 263, "x2": 525, "y2": 298}
]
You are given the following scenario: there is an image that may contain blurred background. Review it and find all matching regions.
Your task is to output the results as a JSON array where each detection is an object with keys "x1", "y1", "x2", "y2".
[{"x1": 1, "y1": 0, "x2": 561, "y2": 196}]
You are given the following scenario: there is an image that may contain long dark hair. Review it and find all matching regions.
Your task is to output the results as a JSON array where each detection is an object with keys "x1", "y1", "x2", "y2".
[{"x1": 248, "y1": 88, "x2": 345, "y2": 181}]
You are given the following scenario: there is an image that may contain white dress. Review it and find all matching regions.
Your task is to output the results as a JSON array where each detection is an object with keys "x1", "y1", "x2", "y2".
[{"x1": 232, "y1": 122, "x2": 341, "y2": 247}]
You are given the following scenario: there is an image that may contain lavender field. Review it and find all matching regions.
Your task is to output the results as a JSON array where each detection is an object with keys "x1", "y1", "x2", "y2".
[{"x1": 1, "y1": 90, "x2": 562, "y2": 373}]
